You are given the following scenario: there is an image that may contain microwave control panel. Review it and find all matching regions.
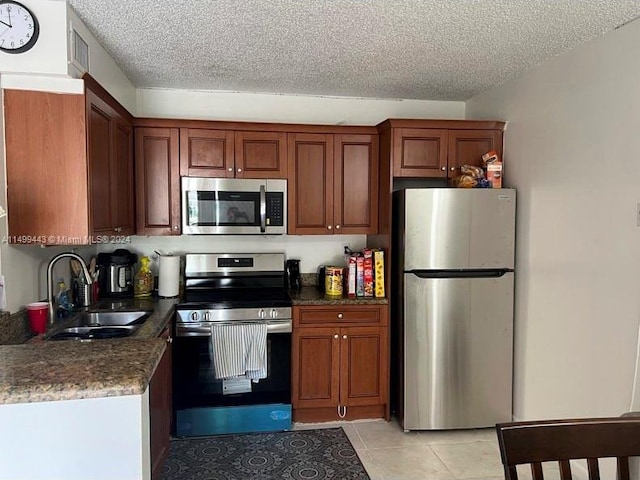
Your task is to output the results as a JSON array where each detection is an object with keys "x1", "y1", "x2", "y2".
[{"x1": 266, "y1": 192, "x2": 284, "y2": 226}]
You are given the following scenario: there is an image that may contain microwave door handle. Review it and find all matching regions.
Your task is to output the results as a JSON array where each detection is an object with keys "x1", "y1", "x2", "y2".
[{"x1": 260, "y1": 185, "x2": 267, "y2": 233}]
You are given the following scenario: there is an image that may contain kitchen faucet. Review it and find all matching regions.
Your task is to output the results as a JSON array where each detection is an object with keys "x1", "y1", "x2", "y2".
[{"x1": 46, "y1": 253, "x2": 93, "y2": 326}]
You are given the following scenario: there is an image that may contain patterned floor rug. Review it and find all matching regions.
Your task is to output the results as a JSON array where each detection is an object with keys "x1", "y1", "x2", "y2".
[{"x1": 160, "y1": 427, "x2": 370, "y2": 480}]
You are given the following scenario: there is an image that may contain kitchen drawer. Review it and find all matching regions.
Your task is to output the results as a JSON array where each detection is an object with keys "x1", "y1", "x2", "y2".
[{"x1": 295, "y1": 305, "x2": 387, "y2": 326}]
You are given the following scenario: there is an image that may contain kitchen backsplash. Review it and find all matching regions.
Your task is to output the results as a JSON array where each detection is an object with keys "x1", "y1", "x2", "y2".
[
  {"x1": 0, "y1": 310, "x2": 31, "y2": 345},
  {"x1": 97, "y1": 234, "x2": 366, "y2": 274}
]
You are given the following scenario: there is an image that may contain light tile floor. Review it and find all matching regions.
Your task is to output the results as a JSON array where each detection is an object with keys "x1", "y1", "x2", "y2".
[{"x1": 294, "y1": 418, "x2": 506, "y2": 480}]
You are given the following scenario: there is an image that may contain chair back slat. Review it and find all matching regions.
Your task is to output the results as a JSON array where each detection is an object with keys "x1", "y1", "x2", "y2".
[
  {"x1": 531, "y1": 462, "x2": 543, "y2": 479},
  {"x1": 586, "y1": 457, "x2": 599, "y2": 480},
  {"x1": 505, "y1": 465, "x2": 518, "y2": 479},
  {"x1": 496, "y1": 417, "x2": 640, "y2": 480},
  {"x1": 559, "y1": 460, "x2": 572, "y2": 480},
  {"x1": 617, "y1": 456, "x2": 630, "y2": 480}
]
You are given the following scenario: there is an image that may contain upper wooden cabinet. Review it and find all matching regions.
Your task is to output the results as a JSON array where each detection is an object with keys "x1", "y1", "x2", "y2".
[
  {"x1": 135, "y1": 127, "x2": 181, "y2": 236},
  {"x1": 180, "y1": 129, "x2": 287, "y2": 178},
  {"x1": 3, "y1": 75, "x2": 134, "y2": 244},
  {"x1": 288, "y1": 132, "x2": 378, "y2": 235},
  {"x1": 382, "y1": 120, "x2": 504, "y2": 179},
  {"x1": 86, "y1": 79, "x2": 135, "y2": 236}
]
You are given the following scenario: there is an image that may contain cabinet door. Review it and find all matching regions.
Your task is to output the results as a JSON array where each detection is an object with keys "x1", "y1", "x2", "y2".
[
  {"x1": 135, "y1": 128, "x2": 181, "y2": 235},
  {"x1": 150, "y1": 341, "x2": 172, "y2": 480},
  {"x1": 288, "y1": 133, "x2": 334, "y2": 235},
  {"x1": 86, "y1": 89, "x2": 113, "y2": 235},
  {"x1": 334, "y1": 134, "x2": 378, "y2": 234},
  {"x1": 4, "y1": 90, "x2": 89, "y2": 241},
  {"x1": 111, "y1": 114, "x2": 135, "y2": 235},
  {"x1": 180, "y1": 128, "x2": 235, "y2": 177},
  {"x1": 292, "y1": 327, "x2": 340, "y2": 409},
  {"x1": 235, "y1": 131, "x2": 287, "y2": 178},
  {"x1": 393, "y1": 128, "x2": 448, "y2": 178},
  {"x1": 448, "y1": 129, "x2": 503, "y2": 176},
  {"x1": 340, "y1": 326, "x2": 387, "y2": 407}
]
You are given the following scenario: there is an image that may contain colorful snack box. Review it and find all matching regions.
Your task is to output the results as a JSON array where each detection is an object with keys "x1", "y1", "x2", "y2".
[
  {"x1": 363, "y1": 249, "x2": 374, "y2": 297},
  {"x1": 347, "y1": 255, "x2": 357, "y2": 298},
  {"x1": 356, "y1": 255, "x2": 365, "y2": 297},
  {"x1": 374, "y1": 249, "x2": 385, "y2": 298}
]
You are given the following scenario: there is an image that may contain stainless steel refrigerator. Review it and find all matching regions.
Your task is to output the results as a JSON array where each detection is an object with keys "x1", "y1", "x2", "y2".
[{"x1": 392, "y1": 188, "x2": 515, "y2": 430}]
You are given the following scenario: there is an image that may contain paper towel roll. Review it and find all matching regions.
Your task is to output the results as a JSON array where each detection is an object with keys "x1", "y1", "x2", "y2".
[{"x1": 158, "y1": 255, "x2": 180, "y2": 298}]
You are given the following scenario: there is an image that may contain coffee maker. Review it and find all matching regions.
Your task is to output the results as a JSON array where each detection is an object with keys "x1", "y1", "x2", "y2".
[
  {"x1": 97, "y1": 249, "x2": 138, "y2": 298},
  {"x1": 286, "y1": 259, "x2": 301, "y2": 291}
]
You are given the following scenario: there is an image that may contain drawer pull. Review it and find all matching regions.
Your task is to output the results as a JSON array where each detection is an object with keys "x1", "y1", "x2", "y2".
[
  {"x1": 337, "y1": 313, "x2": 343, "y2": 319},
  {"x1": 334, "y1": 334, "x2": 339, "y2": 339},
  {"x1": 342, "y1": 334, "x2": 347, "y2": 340}
]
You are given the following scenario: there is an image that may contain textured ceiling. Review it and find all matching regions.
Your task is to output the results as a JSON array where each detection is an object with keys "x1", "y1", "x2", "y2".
[{"x1": 66, "y1": 0, "x2": 640, "y2": 101}]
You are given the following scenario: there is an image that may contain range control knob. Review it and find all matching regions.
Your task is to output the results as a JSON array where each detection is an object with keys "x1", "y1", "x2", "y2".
[
  {"x1": 202, "y1": 311, "x2": 211, "y2": 322},
  {"x1": 270, "y1": 308, "x2": 278, "y2": 318},
  {"x1": 190, "y1": 311, "x2": 200, "y2": 322}
]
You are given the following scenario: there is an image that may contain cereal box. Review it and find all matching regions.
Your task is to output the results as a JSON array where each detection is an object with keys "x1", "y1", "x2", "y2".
[
  {"x1": 356, "y1": 255, "x2": 365, "y2": 297},
  {"x1": 347, "y1": 255, "x2": 357, "y2": 298},
  {"x1": 374, "y1": 249, "x2": 385, "y2": 298},
  {"x1": 363, "y1": 249, "x2": 374, "y2": 297}
]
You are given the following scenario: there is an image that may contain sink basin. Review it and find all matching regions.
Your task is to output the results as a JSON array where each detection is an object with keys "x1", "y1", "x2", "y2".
[
  {"x1": 74, "y1": 311, "x2": 150, "y2": 327},
  {"x1": 47, "y1": 325, "x2": 140, "y2": 341}
]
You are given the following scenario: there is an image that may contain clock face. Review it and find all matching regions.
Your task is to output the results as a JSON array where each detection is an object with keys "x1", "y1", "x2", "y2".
[{"x1": 0, "y1": 1, "x2": 39, "y2": 54}]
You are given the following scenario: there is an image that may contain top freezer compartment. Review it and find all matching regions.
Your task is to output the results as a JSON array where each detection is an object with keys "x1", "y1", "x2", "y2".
[{"x1": 401, "y1": 188, "x2": 516, "y2": 271}]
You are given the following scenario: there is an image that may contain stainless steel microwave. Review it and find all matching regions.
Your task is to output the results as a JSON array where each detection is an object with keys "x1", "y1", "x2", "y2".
[{"x1": 181, "y1": 177, "x2": 287, "y2": 235}]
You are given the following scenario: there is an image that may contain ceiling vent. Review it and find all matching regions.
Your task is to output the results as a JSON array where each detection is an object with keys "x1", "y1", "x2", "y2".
[{"x1": 69, "y1": 25, "x2": 89, "y2": 74}]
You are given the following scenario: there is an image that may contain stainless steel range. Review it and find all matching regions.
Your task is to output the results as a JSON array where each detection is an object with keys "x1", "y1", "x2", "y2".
[{"x1": 173, "y1": 253, "x2": 292, "y2": 437}]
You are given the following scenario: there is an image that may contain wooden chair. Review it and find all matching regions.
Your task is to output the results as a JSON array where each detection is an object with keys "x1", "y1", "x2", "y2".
[{"x1": 496, "y1": 417, "x2": 640, "y2": 480}]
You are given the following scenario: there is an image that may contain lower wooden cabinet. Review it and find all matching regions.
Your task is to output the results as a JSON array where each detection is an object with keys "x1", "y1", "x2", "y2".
[
  {"x1": 149, "y1": 328, "x2": 173, "y2": 479},
  {"x1": 292, "y1": 305, "x2": 388, "y2": 422}
]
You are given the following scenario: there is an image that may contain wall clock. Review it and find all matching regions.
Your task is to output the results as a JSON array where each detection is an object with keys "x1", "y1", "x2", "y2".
[{"x1": 0, "y1": 0, "x2": 39, "y2": 54}]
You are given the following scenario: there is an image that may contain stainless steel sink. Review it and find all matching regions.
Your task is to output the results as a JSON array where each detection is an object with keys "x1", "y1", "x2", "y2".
[
  {"x1": 74, "y1": 311, "x2": 150, "y2": 327},
  {"x1": 47, "y1": 325, "x2": 140, "y2": 341}
]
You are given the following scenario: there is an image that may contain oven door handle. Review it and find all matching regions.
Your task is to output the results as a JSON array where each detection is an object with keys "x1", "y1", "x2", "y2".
[
  {"x1": 259, "y1": 184, "x2": 267, "y2": 233},
  {"x1": 175, "y1": 320, "x2": 292, "y2": 337}
]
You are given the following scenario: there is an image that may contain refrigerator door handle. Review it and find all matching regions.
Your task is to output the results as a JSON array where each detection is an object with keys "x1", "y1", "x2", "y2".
[{"x1": 407, "y1": 269, "x2": 513, "y2": 279}]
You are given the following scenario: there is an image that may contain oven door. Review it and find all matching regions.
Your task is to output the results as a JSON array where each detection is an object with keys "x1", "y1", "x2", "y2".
[
  {"x1": 173, "y1": 320, "x2": 292, "y2": 436},
  {"x1": 181, "y1": 177, "x2": 287, "y2": 234}
]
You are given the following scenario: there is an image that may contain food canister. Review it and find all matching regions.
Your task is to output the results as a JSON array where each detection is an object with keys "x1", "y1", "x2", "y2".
[{"x1": 325, "y1": 267, "x2": 343, "y2": 297}]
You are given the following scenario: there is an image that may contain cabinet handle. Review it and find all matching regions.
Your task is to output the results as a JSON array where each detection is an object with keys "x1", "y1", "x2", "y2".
[
  {"x1": 342, "y1": 334, "x2": 347, "y2": 340},
  {"x1": 228, "y1": 167, "x2": 233, "y2": 172},
  {"x1": 337, "y1": 313, "x2": 343, "y2": 319},
  {"x1": 335, "y1": 225, "x2": 341, "y2": 230},
  {"x1": 450, "y1": 167, "x2": 456, "y2": 171},
  {"x1": 167, "y1": 337, "x2": 173, "y2": 344},
  {"x1": 173, "y1": 225, "x2": 179, "y2": 231},
  {"x1": 440, "y1": 166, "x2": 446, "y2": 171},
  {"x1": 237, "y1": 168, "x2": 242, "y2": 173},
  {"x1": 334, "y1": 334, "x2": 339, "y2": 339},
  {"x1": 114, "y1": 227, "x2": 121, "y2": 233},
  {"x1": 327, "y1": 225, "x2": 332, "y2": 230}
]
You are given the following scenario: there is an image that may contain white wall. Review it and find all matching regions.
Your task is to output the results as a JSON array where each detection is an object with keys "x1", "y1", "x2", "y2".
[
  {"x1": 66, "y1": 4, "x2": 136, "y2": 112},
  {"x1": 137, "y1": 88, "x2": 465, "y2": 124},
  {"x1": 466, "y1": 19, "x2": 640, "y2": 420}
]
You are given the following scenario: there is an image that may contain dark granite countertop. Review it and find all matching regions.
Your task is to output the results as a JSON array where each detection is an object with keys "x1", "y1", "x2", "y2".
[
  {"x1": 0, "y1": 296, "x2": 177, "y2": 405},
  {"x1": 289, "y1": 286, "x2": 388, "y2": 305}
]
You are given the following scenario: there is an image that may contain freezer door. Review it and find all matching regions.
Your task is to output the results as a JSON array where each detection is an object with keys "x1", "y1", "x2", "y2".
[
  {"x1": 403, "y1": 271, "x2": 514, "y2": 430},
  {"x1": 403, "y1": 188, "x2": 515, "y2": 270}
]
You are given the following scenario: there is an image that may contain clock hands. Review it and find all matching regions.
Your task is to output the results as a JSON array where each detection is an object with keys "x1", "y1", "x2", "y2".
[{"x1": 0, "y1": 7, "x2": 11, "y2": 28}]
